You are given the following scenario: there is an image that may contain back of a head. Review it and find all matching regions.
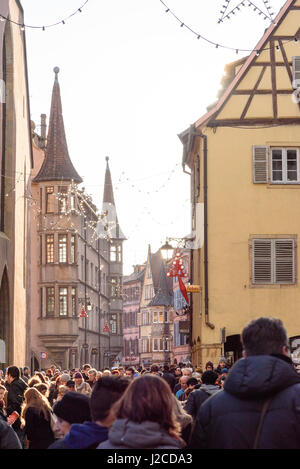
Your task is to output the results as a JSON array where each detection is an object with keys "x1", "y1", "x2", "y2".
[
  {"x1": 187, "y1": 377, "x2": 198, "y2": 387},
  {"x1": 53, "y1": 391, "x2": 91, "y2": 424},
  {"x1": 112, "y1": 374, "x2": 174, "y2": 424},
  {"x1": 90, "y1": 376, "x2": 129, "y2": 422},
  {"x1": 201, "y1": 370, "x2": 218, "y2": 385},
  {"x1": 150, "y1": 365, "x2": 159, "y2": 373},
  {"x1": 242, "y1": 317, "x2": 288, "y2": 356},
  {"x1": 7, "y1": 366, "x2": 20, "y2": 380}
]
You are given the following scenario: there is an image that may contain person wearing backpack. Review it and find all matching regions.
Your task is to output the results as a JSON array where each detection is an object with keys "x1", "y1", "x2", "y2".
[
  {"x1": 189, "y1": 317, "x2": 300, "y2": 449},
  {"x1": 184, "y1": 371, "x2": 220, "y2": 419}
]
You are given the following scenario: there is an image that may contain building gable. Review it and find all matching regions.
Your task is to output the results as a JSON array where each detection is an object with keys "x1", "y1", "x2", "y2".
[{"x1": 202, "y1": 0, "x2": 300, "y2": 128}]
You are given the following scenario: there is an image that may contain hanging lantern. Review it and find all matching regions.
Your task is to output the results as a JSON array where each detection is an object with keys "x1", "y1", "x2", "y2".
[{"x1": 79, "y1": 305, "x2": 88, "y2": 318}]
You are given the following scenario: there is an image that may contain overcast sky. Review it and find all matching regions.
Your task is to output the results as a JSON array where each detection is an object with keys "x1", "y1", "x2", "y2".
[{"x1": 20, "y1": 0, "x2": 286, "y2": 274}]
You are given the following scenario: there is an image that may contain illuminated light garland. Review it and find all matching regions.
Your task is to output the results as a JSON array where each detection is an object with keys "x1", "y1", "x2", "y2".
[
  {"x1": 159, "y1": 0, "x2": 298, "y2": 53},
  {"x1": 218, "y1": 0, "x2": 275, "y2": 24},
  {"x1": 0, "y1": 0, "x2": 89, "y2": 31}
]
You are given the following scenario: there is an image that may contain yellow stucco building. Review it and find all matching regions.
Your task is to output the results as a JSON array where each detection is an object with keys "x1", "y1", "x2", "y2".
[{"x1": 179, "y1": 0, "x2": 300, "y2": 368}]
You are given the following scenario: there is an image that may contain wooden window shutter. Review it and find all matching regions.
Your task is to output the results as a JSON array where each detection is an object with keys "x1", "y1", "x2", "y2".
[
  {"x1": 253, "y1": 146, "x2": 268, "y2": 183},
  {"x1": 253, "y1": 239, "x2": 272, "y2": 283},
  {"x1": 292, "y1": 56, "x2": 300, "y2": 89},
  {"x1": 275, "y1": 239, "x2": 294, "y2": 283}
]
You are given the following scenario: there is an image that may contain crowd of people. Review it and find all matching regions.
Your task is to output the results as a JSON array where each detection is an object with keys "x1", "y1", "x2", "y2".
[{"x1": 1, "y1": 316, "x2": 300, "y2": 449}]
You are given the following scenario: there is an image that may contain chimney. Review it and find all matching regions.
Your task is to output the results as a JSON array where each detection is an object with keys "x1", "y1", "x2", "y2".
[{"x1": 40, "y1": 113, "x2": 47, "y2": 143}]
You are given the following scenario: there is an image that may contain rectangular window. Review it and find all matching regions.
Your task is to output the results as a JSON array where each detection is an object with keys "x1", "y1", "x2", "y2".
[
  {"x1": 58, "y1": 234, "x2": 67, "y2": 263},
  {"x1": 271, "y1": 148, "x2": 299, "y2": 183},
  {"x1": 70, "y1": 235, "x2": 75, "y2": 263},
  {"x1": 46, "y1": 234, "x2": 54, "y2": 263},
  {"x1": 71, "y1": 287, "x2": 76, "y2": 316},
  {"x1": 153, "y1": 311, "x2": 158, "y2": 323},
  {"x1": 153, "y1": 338, "x2": 158, "y2": 351},
  {"x1": 70, "y1": 192, "x2": 76, "y2": 211},
  {"x1": 110, "y1": 314, "x2": 117, "y2": 334},
  {"x1": 46, "y1": 287, "x2": 55, "y2": 317},
  {"x1": 59, "y1": 287, "x2": 68, "y2": 316},
  {"x1": 58, "y1": 186, "x2": 68, "y2": 214},
  {"x1": 110, "y1": 245, "x2": 117, "y2": 262},
  {"x1": 46, "y1": 186, "x2": 55, "y2": 213},
  {"x1": 252, "y1": 238, "x2": 296, "y2": 285}
]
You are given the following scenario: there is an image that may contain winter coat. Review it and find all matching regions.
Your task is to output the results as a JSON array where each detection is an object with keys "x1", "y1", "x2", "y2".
[
  {"x1": 48, "y1": 421, "x2": 108, "y2": 449},
  {"x1": 48, "y1": 383, "x2": 58, "y2": 407},
  {"x1": 97, "y1": 419, "x2": 184, "y2": 449},
  {"x1": 184, "y1": 384, "x2": 221, "y2": 419},
  {"x1": 189, "y1": 354, "x2": 300, "y2": 449},
  {"x1": 162, "y1": 372, "x2": 176, "y2": 392},
  {"x1": 23, "y1": 407, "x2": 55, "y2": 449},
  {"x1": 0, "y1": 418, "x2": 22, "y2": 449},
  {"x1": 75, "y1": 381, "x2": 92, "y2": 397},
  {"x1": 6, "y1": 378, "x2": 27, "y2": 433}
]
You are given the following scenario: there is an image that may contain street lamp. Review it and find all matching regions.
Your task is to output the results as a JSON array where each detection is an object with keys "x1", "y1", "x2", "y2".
[{"x1": 160, "y1": 240, "x2": 174, "y2": 261}]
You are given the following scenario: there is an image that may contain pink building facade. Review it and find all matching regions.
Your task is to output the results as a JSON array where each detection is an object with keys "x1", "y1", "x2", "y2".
[
  {"x1": 122, "y1": 265, "x2": 145, "y2": 367},
  {"x1": 172, "y1": 249, "x2": 191, "y2": 365}
]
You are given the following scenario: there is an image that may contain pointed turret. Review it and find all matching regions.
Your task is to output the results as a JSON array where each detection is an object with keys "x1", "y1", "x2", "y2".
[
  {"x1": 102, "y1": 157, "x2": 125, "y2": 240},
  {"x1": 148, "y1": 259, "x2": 173, "y2": 307},
  {"x1": 33, "y1": 67, "x2": 82, "y2": 183}
]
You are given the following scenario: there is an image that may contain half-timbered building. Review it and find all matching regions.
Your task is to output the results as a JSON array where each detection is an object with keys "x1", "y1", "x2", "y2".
[{"x1": 179, "y1": 0, "x2": 300, "y2": 367}]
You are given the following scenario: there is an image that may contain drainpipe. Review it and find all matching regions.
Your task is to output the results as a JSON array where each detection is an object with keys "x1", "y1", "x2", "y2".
[
  {"x1": 181, "y1": 126, "x2": 215, "y2": 331},
  {"x1": 202, "y1": 133, "x2": 215, "y2": 330}
]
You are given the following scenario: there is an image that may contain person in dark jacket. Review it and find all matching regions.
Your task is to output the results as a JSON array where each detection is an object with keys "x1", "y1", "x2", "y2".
[
  {"x1": 20, "y1": 387, "x2": 54, "y2": 449},
  {"x1": 5, "y1": 365, "x2": 27, "y2": 445},
  {"x1": 98, "y1": 374, "x2": 185, "y2": 449},
  {"x1": 0, "y1": 418, "x2": 22, "y2": 449},
  {"x1": 189, "y1": 317, "x2": 300, "y2": 449},
  {"x1": 49, "y1": 376, "x2": 129, "y2": 449},
  {"x1": 162, "y1": 365, "x2": 176, "y2": 391},
  {"x1": 184, "y1": 371, "x2": 220, "y2": 419}
]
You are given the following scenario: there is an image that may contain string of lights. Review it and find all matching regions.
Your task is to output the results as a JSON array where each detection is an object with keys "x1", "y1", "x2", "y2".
[
  {"x1": 159, "y1": 0, "x2": 298, "y2": 54},
  {"x1": 218, "y1": 0, "x2": 275, "y2": 24},
  {"x1": 0, "y1": 0, "x2": 89, "y2": 31}
]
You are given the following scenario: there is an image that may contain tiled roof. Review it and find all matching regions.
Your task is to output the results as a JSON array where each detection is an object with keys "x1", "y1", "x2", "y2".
[
  {"x1": 123, "y1": 268, "x2": 145, "y2": 284},
  {"x1": 33, "y1": 68, "x2": 82, "y2": 183},
  {"x1": 148, "y1": 261, "x2": 173, "y2": 307}
]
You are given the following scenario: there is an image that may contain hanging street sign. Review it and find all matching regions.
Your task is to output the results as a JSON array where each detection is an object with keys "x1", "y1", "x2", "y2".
[{"x1": 186, "y1": 284, "x2": 200, "y2": 292}]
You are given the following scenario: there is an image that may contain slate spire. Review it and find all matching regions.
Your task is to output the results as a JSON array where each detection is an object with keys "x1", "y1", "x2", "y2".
[{"x1": 33, "y1": 67, "x2": 82, "y2": 183}]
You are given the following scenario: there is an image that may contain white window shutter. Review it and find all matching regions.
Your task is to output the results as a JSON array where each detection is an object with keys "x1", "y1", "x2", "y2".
[
  {"x1": 275, "y1": 239, "x2": 294, "y2": 283},
  {"x1": 253, "y1": 146, "x2": 268, "y2": 183},
  {"x1": 253, "y1": 239, "x2": 272, "y2": 283},
  {"x1": 292, "y1": 56, "x2": 300, "y2": 89}
]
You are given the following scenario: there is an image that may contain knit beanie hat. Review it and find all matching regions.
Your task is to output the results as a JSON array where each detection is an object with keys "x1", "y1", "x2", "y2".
[
  {"x1": 53, "y1": 392, "x2": 91, "y2": 424},
  {"x1": 74, "y1": 372, "x2": 83, "y2": 379},
  {"x1": 60, "y1": 373, "x2": 71, "y2": 382}
]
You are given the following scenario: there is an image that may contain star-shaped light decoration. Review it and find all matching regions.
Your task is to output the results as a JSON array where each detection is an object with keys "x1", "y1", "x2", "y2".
[{"x1": 218, "y1": 0, "x2": 276, "y2": 24}]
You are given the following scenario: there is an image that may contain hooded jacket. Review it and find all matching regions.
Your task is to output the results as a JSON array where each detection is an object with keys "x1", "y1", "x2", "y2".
[
  {"x1": 48, "y1": 422, "x2": 108, "y2": 449},
  {"x1": 97, "y1": 419, "x2": 184, "y2": 449},
  {"x1": 189, "y1": 354, "x2": 300, "y2": 449},
  {"x1": 184, "y1": 384, "x2": 221, "y2": 419},
  {"x1": 0, "y1": 419, "x2": 22, "y2": 449}
]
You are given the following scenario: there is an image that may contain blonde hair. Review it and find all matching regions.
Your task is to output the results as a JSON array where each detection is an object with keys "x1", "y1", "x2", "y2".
[
  {"x1": 56, "y1": 385, "x2": 68, "y2": 401},
  {"x1": 21, "y1": 387, "x2": 52, "y2": 426},
  {"x1": 28, "y1": 376, "x2": 42, "y2": 388}
]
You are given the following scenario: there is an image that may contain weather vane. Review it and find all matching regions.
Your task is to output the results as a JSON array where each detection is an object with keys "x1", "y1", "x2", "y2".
[{"x1": 218, "y1": 0, "x2": 276, "y2": 24}]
